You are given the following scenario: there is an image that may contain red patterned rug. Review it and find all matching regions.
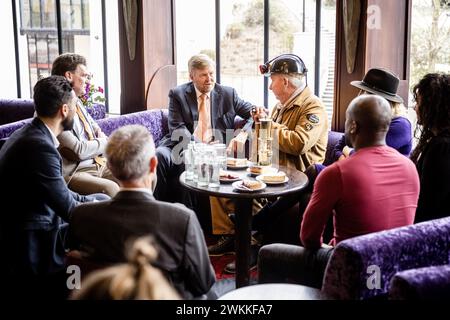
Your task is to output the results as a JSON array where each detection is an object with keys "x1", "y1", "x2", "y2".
[{"x1": 206, "y1": 237, "x2": 258, "y2": 281}]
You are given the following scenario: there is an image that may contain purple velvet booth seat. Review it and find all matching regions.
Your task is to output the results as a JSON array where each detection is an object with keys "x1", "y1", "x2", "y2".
[
  {"x1": 322, "y1": 216, "x2": 450, "y2": 299},
  {"x1": 389, "y1": 264, "x2": 450, "y2": 300},
  {"x1": 0, "y1": 99, "x2": 35, "y2": 125},
  {"x1": 255, "y1": 217, "x2": 450, "y2": 300},
  {"x1": 96, "y1": 109, "x2": 169, "y2": 145},
  {"x1": 0, "y1": 99, "x2": 106, "y2": 125},
  {"x1": 323, "y1": 130, "x2": 344, "y2": 165},
  {"x1": 0, "y1": 103, "x2": 107, "y2": 149}
]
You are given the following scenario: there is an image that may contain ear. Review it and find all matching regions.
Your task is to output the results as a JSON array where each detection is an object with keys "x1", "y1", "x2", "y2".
[
  {"x1": 64, "y1": 71, "x2": 73, "y2": 82},
  {"x1": 61, "y1": 103, "x2": 69, "y2": 117},
  {"x1": 149, "y1": 156, "x2": 158, "y2": 174}
]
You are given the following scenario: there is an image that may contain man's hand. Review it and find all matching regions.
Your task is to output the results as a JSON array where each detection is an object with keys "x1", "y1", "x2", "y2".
[
  {"x1": 95, "y1": 127, "x2": 107, "y2": 139},
  {"x1": 227, "y1": 131, "x2": 248, "y2": 157},
  {"x1": 251, "y1": 106, "x2": 268, "y2": 122}
]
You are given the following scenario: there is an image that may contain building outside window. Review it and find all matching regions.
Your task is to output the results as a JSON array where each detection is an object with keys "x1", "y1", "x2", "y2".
[
  {"x1": 0, "y1": 0, "x2": 121, "y2": 114},
  {"x1": 175, "y1": 0, "x2": 336, "y2": 124}
]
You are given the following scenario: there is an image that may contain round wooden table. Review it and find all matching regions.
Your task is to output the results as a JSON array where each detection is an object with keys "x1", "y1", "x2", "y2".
[{"x1": 180, "y1": 165, "x2": 308, "y2": 288}]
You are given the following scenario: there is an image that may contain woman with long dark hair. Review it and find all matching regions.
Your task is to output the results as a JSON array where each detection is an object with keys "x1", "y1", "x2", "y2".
[{"x1": 411, "y1": 73, "x2": 450, "y2": 223}]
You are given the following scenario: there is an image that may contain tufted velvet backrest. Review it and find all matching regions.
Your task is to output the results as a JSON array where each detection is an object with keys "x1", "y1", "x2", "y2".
[
  {"x1": 97, "y1": 109, "x2": 168, "y2": 146},
  {"x1": 0, "y1": 99, "x2": 106, "y2": 125},
  {"x1": 323, "y1": 131, "x2": 344, "y2": 165},
  {"x1": 0, "y1": 99, "x2": 35, "y2": 125},
  {"x1": 322, "y1": 217, "x2": 450, "y2": 299}
]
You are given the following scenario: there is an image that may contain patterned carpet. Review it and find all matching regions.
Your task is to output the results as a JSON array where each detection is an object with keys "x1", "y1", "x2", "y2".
[{"x1": 206, "y1": 237, "x2": 258, "y2": 281}]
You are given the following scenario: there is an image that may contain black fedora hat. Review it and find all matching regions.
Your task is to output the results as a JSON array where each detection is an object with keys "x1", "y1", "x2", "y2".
[{"x1": 350, "y1": 68, "x2": 404, "y2": 103}]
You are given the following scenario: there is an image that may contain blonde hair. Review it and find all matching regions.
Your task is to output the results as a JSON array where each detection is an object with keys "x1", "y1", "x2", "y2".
[
  {"x1": 188, "y1": 54, "x2": 215, "y2": 75},
  {"x1": 390, "y1": 102, "x2": 407, "y2": 118},
  {"x1": 360, "y1": 90, "x2": 407, "y2": 118},
  {"x1": 70, "y1": 237, "x2": 180, "y2": 300}
]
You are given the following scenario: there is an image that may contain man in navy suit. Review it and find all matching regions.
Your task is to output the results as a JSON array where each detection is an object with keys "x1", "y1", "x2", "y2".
[
  {"x1": 0, "y1": 76, "x2": 103, "y2": 298},
  {"x1": 154, "y1": 54, "x2": 256, "y2": 253}
]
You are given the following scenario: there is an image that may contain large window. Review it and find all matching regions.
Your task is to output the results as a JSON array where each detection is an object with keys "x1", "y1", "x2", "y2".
[
  {"x1": 175, "y1": 0, "x2": 336, "y2": 123},
  {"x1": 175, "y1": 0, "x2": 216, "y2": 85},
  {"x1": 410, "y1": 0, "x2": 450, "y2": 100},
  {"x1": 1, "y1": 0, "x2": 121, "y2": 114}
]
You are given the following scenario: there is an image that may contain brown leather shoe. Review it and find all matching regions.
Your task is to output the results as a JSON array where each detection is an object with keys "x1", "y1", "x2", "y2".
[
  {"x1": 224, "y1": 244, "x2": 259, "y2": 274},
  {"x1": 208, "y1": 235, "x2": 235, "y2": 256}
]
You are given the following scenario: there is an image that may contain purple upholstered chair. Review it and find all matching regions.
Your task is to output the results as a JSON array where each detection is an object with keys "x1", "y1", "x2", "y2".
[{"x1": 389, "y1": 264, "x2": 450, "y2": 300}]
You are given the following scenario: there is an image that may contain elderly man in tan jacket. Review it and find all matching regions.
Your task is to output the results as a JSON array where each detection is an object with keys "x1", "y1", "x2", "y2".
[
  {"x1": 219, "y1": 54, "x2": 328, "y2": 274},
  {"x1": 264, "y1": 54, "x2": 328, "y2": 171}
]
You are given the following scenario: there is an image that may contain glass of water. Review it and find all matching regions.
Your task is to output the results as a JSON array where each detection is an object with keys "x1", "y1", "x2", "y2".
[
  {"x1": 213, "y1": 143, "x2": 227, "y2": 171},
  {"x1": 206, "y1": 147, "x2": 220, "y2": 188},
  {"x1": 196, "y1": 146, "x2": 209, "y2": 187},
  {"x1": 183, "y1": 143, "x2": 194, "y2": 180}
]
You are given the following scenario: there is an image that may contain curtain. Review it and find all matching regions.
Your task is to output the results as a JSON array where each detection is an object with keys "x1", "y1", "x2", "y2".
[{"x1": 122, "y1": 0, "x2": 138, "y2": 61}]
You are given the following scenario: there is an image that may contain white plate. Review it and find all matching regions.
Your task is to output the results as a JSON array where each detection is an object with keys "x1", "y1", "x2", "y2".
[
  {"x1": 232, "y1": 180, "x2": 266, "y2": 192},
  {"x1": 246, "y1": 167, "x2": 278, "y2": 177},
  {"x1": 226, "y1": 158, "x2": 249, "y2": 169},
  {"x1": 219, "y1": 174, "x2": 241, "y2": 183},
  {"x1": 256, "y1": 174, "x2": 289, "y2": 185}
]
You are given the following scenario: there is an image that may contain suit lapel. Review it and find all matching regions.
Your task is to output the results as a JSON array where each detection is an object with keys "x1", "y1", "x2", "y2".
[
  {"x1": 185, "y1": 83, "x2": 198, "y2": 122},
  {"x1": 211, "y1": 85, "x2": 225, "y2": 130}
]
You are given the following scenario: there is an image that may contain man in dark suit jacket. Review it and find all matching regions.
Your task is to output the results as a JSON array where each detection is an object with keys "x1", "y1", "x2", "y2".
[
  {"x1": 0, "y1": 76, "x2": 102, "y2": 297},
  {"x1": 155, "y1": 54, "x2": 254, "y2": 186},
  {"x1": 154, "y1": 54, "x2": 256, "y2": 253},
  {"x1": 69, "y1": 125, "x2": 216, "y2": 299}
]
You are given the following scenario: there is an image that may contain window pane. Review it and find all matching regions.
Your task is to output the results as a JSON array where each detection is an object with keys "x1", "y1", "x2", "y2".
[
  {"x1": 16, "y1": 0, "x2": 105, "y2": 99},
  {"x1": 220, "y1": 0, "x2": 264, "y2": 106},
  {"x1": 268, "y1": 0, "x2": 311, "y2": 109},
  {"x1": 175, "y1": 0, "x2": 216, "y2": 85},
  {"x1": 0, "y1": 1, "x2": 19, "y2": 98},
  {"x1": 320, "y1": 0, "x2": 336, "y2": 125},
  {"x1": 410, "y1": 0, "x2": 450, "y2": 105}
]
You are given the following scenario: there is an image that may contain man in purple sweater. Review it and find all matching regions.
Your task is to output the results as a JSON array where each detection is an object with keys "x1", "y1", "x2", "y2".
[{"x1": 258, "y1": 94, "x2": 420, "y2": 288}]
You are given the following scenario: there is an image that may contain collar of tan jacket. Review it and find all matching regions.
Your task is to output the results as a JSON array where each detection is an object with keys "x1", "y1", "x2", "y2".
[{"x1": 272, "y1": 86, "x2": 312, "y2": 120}]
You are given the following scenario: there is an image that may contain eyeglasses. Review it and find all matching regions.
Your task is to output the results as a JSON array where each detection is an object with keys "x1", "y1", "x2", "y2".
[{"x1": 72, "y1": 71, "x2": 92, "y2": 81}]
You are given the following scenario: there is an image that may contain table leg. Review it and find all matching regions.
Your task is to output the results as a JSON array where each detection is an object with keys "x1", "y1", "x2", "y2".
[{"x1": 234, "y1": 198, "x2": 253, "y2": 288}]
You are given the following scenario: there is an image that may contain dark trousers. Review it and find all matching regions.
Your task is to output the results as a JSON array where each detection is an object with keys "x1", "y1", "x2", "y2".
[
  {"x1": 154, "y1": 145, "x2": 212, "y2": 233},
  {"x1": 258, "y1": 243, "x2": 334, "y2": 289},
  {"x1": 154, "y1": 145, "x2": 186, "y2": 203}
]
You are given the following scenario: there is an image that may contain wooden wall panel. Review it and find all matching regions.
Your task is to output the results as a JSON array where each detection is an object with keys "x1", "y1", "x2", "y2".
[
  {"x1": 118, "y1": 0, "x2": 177, "y2": 114},
  {"x1": 333, "y1": 0, "x2": 368, "y2": 132},
  {"x1": 333, "y1": 0, "x2": 412, "y2": 131},
  {"x1": 366, "y1": 0, "x2": 411, "y2": 104},
  {"x1": 143, "y1": 0, "x2": 177, "y2": 109}
]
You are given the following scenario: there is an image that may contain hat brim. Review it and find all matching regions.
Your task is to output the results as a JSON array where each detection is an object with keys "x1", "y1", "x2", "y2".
[{"x1": 350, "y1": 81, "x2": 404, "y2": 104}]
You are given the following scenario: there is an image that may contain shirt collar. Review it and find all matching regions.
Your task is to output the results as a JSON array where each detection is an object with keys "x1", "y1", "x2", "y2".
[
  {"x1": 194, "y1": 86, "x2": 211, "y2": 100},
  {"x1": 43, "y1": 123, "x2": 60, "y2": 148},
  {"x1": 282, "y1": 84, "x2": 306, "y2": 108}
]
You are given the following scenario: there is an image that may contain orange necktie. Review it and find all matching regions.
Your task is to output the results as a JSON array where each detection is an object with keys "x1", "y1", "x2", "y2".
[
  {"x1": 75, "y1": 106, "x2": 106, "y2": 166},
  {"x1": 194, "y1": 94, "x2": 211, "y2": 142}
]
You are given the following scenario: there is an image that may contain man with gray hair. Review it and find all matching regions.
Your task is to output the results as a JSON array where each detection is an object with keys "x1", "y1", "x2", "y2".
[{"x1": 69, "y1": 125, "x2": 216, "y2": 299}]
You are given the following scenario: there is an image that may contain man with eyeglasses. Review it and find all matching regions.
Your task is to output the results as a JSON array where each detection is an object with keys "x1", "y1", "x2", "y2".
[{"x1": 52, "y1": 53, "x2": 119, "y2": 197}]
